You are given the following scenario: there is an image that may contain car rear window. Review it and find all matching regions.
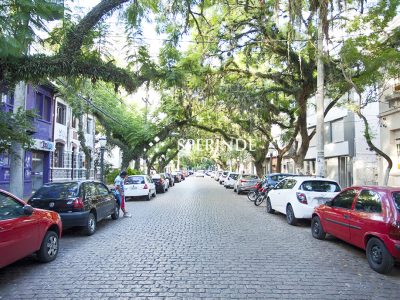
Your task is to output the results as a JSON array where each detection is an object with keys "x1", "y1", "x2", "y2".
[
  {"x1": 392, "y1": 192, "x2": 400, "y2": 212},
  {"x1": 300, "y1": 181, "x2": 340, "y2": 192},
  {"x1": 31, "y1": 183, "x2": 79, "y2": 200},
  {"x1": 223, "y1": 171, "x2": 228, "y2": 175},
  {"x1": 243, "y1": 175, "x2": 258, "y2": 180},
  {"x1": 126, "y1": 176, "x2": 145, "y2": 184},
  {"x1": 270, "y1": 175, "x2": 289, "y2": 182}
]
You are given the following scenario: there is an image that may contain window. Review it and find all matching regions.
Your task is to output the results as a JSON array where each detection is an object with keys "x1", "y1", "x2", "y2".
[
  {"x1": 392, "y1": 192, "x2": 400, "y2": 212},
  {"x1": 355, "y1": 190, "x2": 382, "y2": 213},
  {"x1": 0, "y1": 193, "x2": 24, "y2": 221},
  {"x1": 54, "y1": 143, "x2": 65, "y2": 168},
  {"x1": 96, "y1": 183, "x2": 109, "y2": 196},
  {"x1": 84, "y1": 183, "x2": 97, "y2": 198},
  {"x1": 86, "y1": 117, "x2": 92, "y2": 134},
  {"x1": 31, "y1": 183, "x2": 79, "y2": 200},
  {"x1": 325, "y1": 123, "x2": 332, "y2": 143},
  {"x1": 229, "y1": 174, "x2": 239, "y2": 180},
  {"x1": 301, "y1": 181, "x2": 341, "y2": 192},
  {"x1": 331, "y1": 119, "x2": 344, "y2": 143},
  {"x1": 71, "y1": 115, "x2": 77, "y2": 128},
  {"x1": 126, "y1": 176, "x2": 145, "y2": 184},
  {"x1": 1, "y1": 93, "x2": 14, "y2": 112},
  {"x1": 56, "y1": 102, "x2": 67, "y2": 125},
  {"x1": 275, "y1": 179, "x2": 287, "y2": 190},
  {"x1": 35, "y1": 92, "x2": 51, "y2": 122},
  {"x1": 332, "y1": 189, "x2": 357, "y2": 209},
  {"x1": 243, "y1": 175, "x2": 258, "y2": 180},
  {"x1": 283, "y1": 179, "x2": 297, "y2": 189}
]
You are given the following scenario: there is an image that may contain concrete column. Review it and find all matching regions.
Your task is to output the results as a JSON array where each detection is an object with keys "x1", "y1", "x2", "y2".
[{"x1": 9, "y1": 82, "x2": 26, "y2": 198}]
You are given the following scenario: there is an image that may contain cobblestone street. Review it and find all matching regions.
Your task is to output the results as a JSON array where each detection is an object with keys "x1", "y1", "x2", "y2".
[{"x1": 1, "y1": 177, "x2": 399, "y2": 299}]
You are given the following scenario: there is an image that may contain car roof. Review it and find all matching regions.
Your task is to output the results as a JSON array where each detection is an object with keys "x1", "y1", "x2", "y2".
[
  {"x1": 345, "y1": 186, "x2": 400, "y2": 192},
  {"x1": 285, "y1": 176, "x2": 339, "y2": 183}
]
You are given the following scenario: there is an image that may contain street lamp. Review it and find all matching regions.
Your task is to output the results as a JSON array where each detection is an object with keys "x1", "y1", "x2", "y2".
[{"x1": 99, "y1": 136, "x2": 107, "y2": 183}]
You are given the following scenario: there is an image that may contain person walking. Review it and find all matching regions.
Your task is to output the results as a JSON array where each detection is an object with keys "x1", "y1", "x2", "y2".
[{"x1": 114, "y1": 171, "x2": 131, "y2": 217}]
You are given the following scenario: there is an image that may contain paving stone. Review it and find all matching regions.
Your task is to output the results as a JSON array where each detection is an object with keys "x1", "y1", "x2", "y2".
[{"x1": 0, "y1": 177, "x2": 399, "y2": 299}]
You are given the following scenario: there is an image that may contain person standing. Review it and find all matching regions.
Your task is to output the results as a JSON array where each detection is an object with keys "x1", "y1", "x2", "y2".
[{"x1": 114, "y1": 171, "x2": 131, "y2": 217}]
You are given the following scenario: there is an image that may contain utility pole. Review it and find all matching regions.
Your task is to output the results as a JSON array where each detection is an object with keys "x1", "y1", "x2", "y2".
[
  {"x1": 9, "y1": 82, "x2": 26, "y2": 198},
  {"x1": 316, "y1": 9, "x2": 325, "y2": 177}
]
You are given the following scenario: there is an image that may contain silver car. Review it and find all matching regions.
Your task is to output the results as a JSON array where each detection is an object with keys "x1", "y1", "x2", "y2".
[{"x1": 234, "y1": 174, "x2": 260, "y2": 194}]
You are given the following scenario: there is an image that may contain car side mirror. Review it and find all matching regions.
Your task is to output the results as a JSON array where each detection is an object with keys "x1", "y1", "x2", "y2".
[{"x1": 23, "y1": 205, "x2": 34, "y2": 216}]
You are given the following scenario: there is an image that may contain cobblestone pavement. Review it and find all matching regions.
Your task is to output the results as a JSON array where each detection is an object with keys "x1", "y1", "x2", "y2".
[{"x1": 1, "y1": 177, "x2": 399, "y2": 299}]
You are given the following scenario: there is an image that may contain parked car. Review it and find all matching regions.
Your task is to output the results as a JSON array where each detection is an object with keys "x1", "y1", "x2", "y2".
[
  {"x1": 165, "y1": 173, "x2": 175, "y2": 187},
  {"x1": 219, "y1": 171, "x2": 229, "y2": 184},
  {"x1": 264, "y1": 173, "x2": 297, "y2": 188},
  {"x1": 234, "y1": 174, "x2": 260, "y2": 194},
  {"x1": 172, "y1": 171, "x2": 182, "y2": 183},
  {"x1": 266, "y1": 177, "x2": 341, "y2": 225},
  {"x1": 178, "y1": 171, "x2": 185, "y2": 181},
  {"x1": 224, "y1": 172, "x2": 239, "y2": 188},
  {"x1": 312, "y1": 186, "x2": 400, "y2": 274},
  {"x1": 28, "y1": 181, "x2": 119, "y2": 236},
  {"x1": 215, "y1": 171, "x2": 222, "y2": 181},
  {"x1": 195, "y1": 170, "x2": 205, "y2": 177},
  {"x1": 152, "y1": 174, "x2": 169, "y2": 193},
  {"x1": 0, "y1": 190, "x2": 62, "y2": 268},
  {"x1": 124, "y1": 175, "x2": 156, "y2": 200}
]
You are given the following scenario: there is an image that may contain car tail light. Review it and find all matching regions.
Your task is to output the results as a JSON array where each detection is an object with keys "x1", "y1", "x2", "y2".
[
  {"x1": 143, "y1": 183, "x2": 148, "y2": 189},
  {"x1": 296, "y1": 192, "x2": 308, "y2": 204},
  {"x1": 240, "y1": 179, "x2": 248, "y2": 183},
  {"x1": 73, "y1": 197, "x2": 84, "y2": 209},
  {"x1": 389, "y1": 221, "x2": 400, "y2": 240}
]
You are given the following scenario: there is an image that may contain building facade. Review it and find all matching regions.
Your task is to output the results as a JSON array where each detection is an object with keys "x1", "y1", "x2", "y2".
[
  {"x1": 51, "y1": 96, "x2": 95, "y2": 182},
  {"x1": 0, "y1": 83, "x2": 56, "y2": 196},
  {"x1": 378, "y1": 78, "x2": 400, "y2": 186}
]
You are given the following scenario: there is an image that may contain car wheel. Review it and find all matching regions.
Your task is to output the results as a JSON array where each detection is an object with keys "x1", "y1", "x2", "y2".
[
  {"x1": 146, "y1": 192, "x2": 151, "y2": 201},
  {"x1": 152, "y1": 190, "x2": 156, "y2": 197},
  {"x1": 37, "y1": 231, "x2": 59, "y2": 263},
  {"x1": 111, "y1": 204, "x2": 120, "y2": 220},
  {"x1": 366, "y1": 237, "x2": 394, "y2": 274},
  {"x1": 266, "y1": 198, "x2": 275, "y2": 214},
  {"x1": 84, "y1": 212, "x2": 96, "y2": 236},
  {"x1": 233, "y1": 187, "x2": 237, "y2": 192},
  {"x1": 311, "y1": 216, "x2": 325, "y2": 240},
  {"x1": 237, "y1": 188, "x2": 241, "y2": 195},
  {"x1": 162, "y1": 187, "x2": 165, "y2": 193},
  {"x1": 286, "y1": 204, "x2": 297, "y2": 226}
]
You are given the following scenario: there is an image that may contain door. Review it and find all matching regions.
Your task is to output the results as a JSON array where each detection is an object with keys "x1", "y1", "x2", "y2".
[
  {"x1": 349, "y1": 189, "x2": 384, "y2": 249},
  {"x1": 323, "y1": 189, "x2": 358, "y2": 242},
  {"x1": 32, "y1": 151, "x2": 44, "y2": 193},
  {"x1": 96, "y1": 183, "x2": 115, "y2": 217},
  {"x1": 83, "y1": 182, "x2": 100, "y2": 217},
  {"x1": 0, "y1": 193, "x2": 39, "y2": 268},
  {"x1": 269, "y1": 179, "x2": 287, "y2": 213}
]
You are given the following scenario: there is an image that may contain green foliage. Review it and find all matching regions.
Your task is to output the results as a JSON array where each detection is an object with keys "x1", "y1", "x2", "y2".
[
  {"x1": 0, "y1": 106, "x2": 35, "y2": 152},
  {"x1": 105, "y1": 167, "x2": 141, "y2": 185}
]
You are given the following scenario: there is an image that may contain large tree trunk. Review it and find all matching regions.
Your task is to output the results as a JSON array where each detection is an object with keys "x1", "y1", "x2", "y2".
[
  {"x1": 254, "y1": 160, "x2": 264, "y2": 177},
  {"x1": 77, "y1": 114, "x2": 91, "y2": 179},
  {"x1": 134, "y1": 157, "x2": 140, "y2": 170},
  {"x1": 276, "y1": 154, "x2": 283, "y2": 173}
]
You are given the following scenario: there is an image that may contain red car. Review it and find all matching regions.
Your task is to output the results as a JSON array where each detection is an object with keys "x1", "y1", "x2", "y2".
[
  {"x1": 312, "y1": 186, "x2": 400, "y2": 274},
  {"x1": 0, "y1": 189, "x2": 62, "y2": 268}
]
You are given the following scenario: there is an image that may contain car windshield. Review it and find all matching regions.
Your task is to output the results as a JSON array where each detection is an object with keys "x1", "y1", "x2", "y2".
[
  {"x1": 230, "y1": 174, "x2": 239, "y2": 180},
  {"x1": 300, "y1": 181, "x2": 341, "y2": 192},
  {"x1": 31, "y1": 183, "x2": 79, "y2": 200},
  {"x1": 126, "y1": 176, "x2": 145, "y2": 184},
  {"x1": 392, "y1": 192, "x2": 400, "y2": 212},
  {"x1": 243, "y1": 175, "x2": 258, "y2": 180},
  {"x1": 223, "y1": 171, "x2": 228, "y2": 175}
]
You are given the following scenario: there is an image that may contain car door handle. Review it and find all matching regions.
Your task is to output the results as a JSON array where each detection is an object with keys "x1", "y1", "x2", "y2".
[{"x1": 343, "y1": 214, "x2": 350, "y2": 219}]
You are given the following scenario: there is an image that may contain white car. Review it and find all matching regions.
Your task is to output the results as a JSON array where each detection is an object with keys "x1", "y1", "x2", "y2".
[
  {"x1": 266, "y1": 176, "x2": 341, "y2": 225},
  {"x1": 224, "y1": 172, "x2": 239, "y2": 188},
  {"x1": 124, "y1": 175, "x2": 156, "y2": 201},
  {"x1": 195, "y1": 170, "x2": 205, "y2": 177},
  {"x1": 219, "y1": 171, "x2": 229, "y2": 184}
]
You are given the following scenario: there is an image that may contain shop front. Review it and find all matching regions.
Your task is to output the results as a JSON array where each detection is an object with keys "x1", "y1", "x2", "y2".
[{"x1": 28, "y1": 139, "x2": 54, "y2": 195}]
